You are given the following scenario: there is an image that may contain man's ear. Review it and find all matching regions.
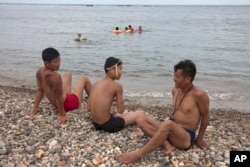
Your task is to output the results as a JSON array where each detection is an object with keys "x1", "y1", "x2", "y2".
[
  {"x1": 185, "y1": 76, "x2": 192, "y2": 83},
  {"x1": 44, "y1": 61, "x2": 49, "y2": 67}
]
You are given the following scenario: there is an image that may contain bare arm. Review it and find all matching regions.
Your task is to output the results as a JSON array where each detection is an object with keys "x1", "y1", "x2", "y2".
[
  {"x1": 48, "y1": 74, "x2": 68, "y2": 124},
  {"x1": 115, "y1": 83, "x2": 124, "y2": 114},
  {"x1": 171, "y1": 87, "x2": 178, "y2": 105},
  {"x1": 195, "y1": 89, "x2": 210, "y2": 149},
  {"x1": 29, "y1": 70, "x2": 44, "y2": 115}
]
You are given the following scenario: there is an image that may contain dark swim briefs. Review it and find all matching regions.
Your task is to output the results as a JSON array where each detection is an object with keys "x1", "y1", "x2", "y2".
[
  {"x1": 183, "y1": 128, "x2": 196, "y2": 150},
  {"x1": 92, "y1": 115, "x2": 125, "y2": 133},
  {"x1": 64, "y1": 93, "x2": 80, "y2": 112},
  {"x1": 167, "y1": 126, "x2": 196, "y2": 150}
]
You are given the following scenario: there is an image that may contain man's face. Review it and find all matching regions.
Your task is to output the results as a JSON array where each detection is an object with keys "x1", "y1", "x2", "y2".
[
  {"x1": 110, "y1": 64, "x2": 123, "y2": 80},
  {"x1": 116, "y1": 64, "x2": 123, "y2": 80},
  {"x1": 46, "y1": 56, "x2": 60, "y2": 71},
  {"x1": 173, "y1": 69, "x2": 186, "y2": 88}
]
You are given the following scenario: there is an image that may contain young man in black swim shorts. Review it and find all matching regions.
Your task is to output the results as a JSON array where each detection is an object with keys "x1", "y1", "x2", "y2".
[{"x1": 88, "y1": 57, "x2": 144, "y2": 133}]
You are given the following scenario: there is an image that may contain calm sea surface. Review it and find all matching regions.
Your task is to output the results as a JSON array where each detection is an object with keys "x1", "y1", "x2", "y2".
[{"x1": 0, "y1": 4, "x2": 250, "y2": 111}]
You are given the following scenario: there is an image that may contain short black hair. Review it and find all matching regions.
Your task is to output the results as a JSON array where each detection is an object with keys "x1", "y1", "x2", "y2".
[
  {"x1": 42, "y1": 47, "x2": 60, "y2": 62},
  {"x1": 174, "y1": 59, "x2": 196, "y2": 82},
  {"x1": 104, "y1": 57, "x2": 122, "y2": 73}
]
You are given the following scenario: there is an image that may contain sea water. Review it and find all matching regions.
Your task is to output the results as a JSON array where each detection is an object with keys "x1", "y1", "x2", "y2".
[{"x1": 0, "y1": 4, "x2": 250, "y2": 111}]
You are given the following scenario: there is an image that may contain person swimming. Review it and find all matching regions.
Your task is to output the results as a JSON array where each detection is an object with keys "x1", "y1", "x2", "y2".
[
  {"x1": 74, "y1": 33, "x2": 87, "y2": 41},
  {"x1": 113, "y1": 27, "x2": 122, "y2": 34}
]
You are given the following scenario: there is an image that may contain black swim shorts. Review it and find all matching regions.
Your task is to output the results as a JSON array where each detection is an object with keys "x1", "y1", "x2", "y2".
[{"x1": 92, "y1": 115, "x2": 125, "y2": 133}]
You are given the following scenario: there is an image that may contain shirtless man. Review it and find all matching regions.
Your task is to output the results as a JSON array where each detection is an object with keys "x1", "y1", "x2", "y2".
[
  {"x1": 28, "y1": 47, "x2": 91, "y2": 124},
  {"x1": 118, "y1": 59, "x2": 210, "y2": 164},
  {"x1": 88, "y1": 57, "x2": 144, "y2": 133}
]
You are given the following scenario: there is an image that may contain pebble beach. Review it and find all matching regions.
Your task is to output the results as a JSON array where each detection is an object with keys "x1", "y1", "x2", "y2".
[{"x1": 0, "y1": 85, "x2": 249, "y2": 167}]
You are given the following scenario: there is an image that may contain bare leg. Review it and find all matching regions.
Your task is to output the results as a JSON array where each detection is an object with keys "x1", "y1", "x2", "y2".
[
  {"x1": 137, "y1": 115, "x2": 175, "y2": 155},
  {"x1": 118, "y1": 120, "x2": 191, "y2": 164},
  {"x1": 117, "y1": 110, "x2": 145, "y2": 126},
  {"x1": 118, "y1": 122, "x2": 168, "y2": 164},
  {"x1": 163, "y1": 140, "x2": 176, "y2": 156},
  {"x1": 136, "y1": 114, "x2": 161, "y2": 137},
  {"x1": 73, "y1": 75, "x2": 91, "y2": 102},
  {"x1": 62, "y1": 72, "x2": 72, "y2": 95},
  {"x1": 117, "y1": 150, "x2": 143, "y2": 164}
]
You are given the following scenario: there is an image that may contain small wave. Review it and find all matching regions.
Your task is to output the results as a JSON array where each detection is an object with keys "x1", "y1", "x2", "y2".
[
  {"x1": 207, "y1": 90, "x2": 250, "y2": 102},
  {"x1": 124, "y1": 91, "x2": 171, "y2": 98},
  {"x1": 124, "y1": 90, "x2": 249, "y2": 103}
]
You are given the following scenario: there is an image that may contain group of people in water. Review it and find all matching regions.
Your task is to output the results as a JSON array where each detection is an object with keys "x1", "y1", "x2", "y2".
[
  {"x1": 28, "y1": 47, "x2": 210, "y2": 164},
  {"x1": 113, "y1": 25, "x2": 143, "y2": 34},
  {"x1": 74, "y1": 25, "x2": 142, "y2": 41}
]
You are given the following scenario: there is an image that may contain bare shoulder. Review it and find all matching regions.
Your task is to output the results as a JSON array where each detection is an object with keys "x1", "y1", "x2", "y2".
[
  {"x1": 114, "y1": 81, "x2": 122, "y2": 88},
  {"x1": 111, "y1": 81, "x2": 122, "y2": 94},
  {"x1": 193, "y1": 86, "x2": 209, "y2": 99},
  {"x1": 105, "y1": 78, "x2": 123, "y2": 89},
  {"x1": 107, "y1": 80, "x2": 123, "y2": 94},
  {"x1": 45, "y1": 71, "x2": 62, "y2": 86},
  {"x1": 36, "y1": 67, "x2": 44, "y2": 76}
]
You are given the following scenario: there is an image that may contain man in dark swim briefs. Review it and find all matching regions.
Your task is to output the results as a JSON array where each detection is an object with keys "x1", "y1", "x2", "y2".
[
  {"x1": 118, "y1": 59, "x2": 210, "y2": 164},
  {"x1": 88, "y1": 57, "x2": 144, "y2": 133},
  {"x1": 28, "y1": 47, "x2": 91, "y2": 124}
]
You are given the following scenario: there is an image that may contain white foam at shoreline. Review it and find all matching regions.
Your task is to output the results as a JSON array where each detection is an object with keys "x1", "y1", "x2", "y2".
[{"x1": 124, "y1": 96, "x2": 250, "y2": 113}]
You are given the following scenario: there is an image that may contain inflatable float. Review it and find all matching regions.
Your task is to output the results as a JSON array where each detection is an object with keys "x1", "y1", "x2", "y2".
[
  {"x1": 113, "y1": 30, "x2": 122, "y2": 34},
  {"x1": 74, "y1": 37, "x2": 87, "y2": 41}
]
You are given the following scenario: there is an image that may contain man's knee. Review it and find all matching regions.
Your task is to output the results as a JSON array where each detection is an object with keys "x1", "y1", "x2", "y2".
[
  {"x1": 136, "y1": 109, "x2": 144, "y2": 116},
  {"x1": 63, "y1": 72, "x2": 72, "y2": 78},
  {"x1": 79, "y1": 75, "x2": 90, "y2": 83},
  {"x1": 136, "y1": 112, "x2": 147, "y2": 125},
  {"x1": 160, "y1": 119, "x2": 173, "y2": 132}
]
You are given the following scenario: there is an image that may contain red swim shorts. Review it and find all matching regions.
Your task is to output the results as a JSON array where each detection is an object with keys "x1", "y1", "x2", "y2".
[{"x1": 64, "y1": 93, "x2": 80, "y2": 112}]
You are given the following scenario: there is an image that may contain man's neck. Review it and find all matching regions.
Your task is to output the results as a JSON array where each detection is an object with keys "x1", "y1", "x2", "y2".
[
  {"x1": 180, "y1": 84, "x2": 193, "y2": 93},
  {"x1": 44, "y1": 67, "x2": 55, "y2": 72},
  {"x1": 105, "y1": 75, "x2": 115, "y2": 81}
]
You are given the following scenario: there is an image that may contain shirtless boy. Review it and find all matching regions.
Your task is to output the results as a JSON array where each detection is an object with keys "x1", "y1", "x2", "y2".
[
  {"x1": 88, "y1": 57, "x2": 144, "y2": 133},
  {"x1": 118, "y1": 59, "x2": 210, "y2": 164},
  {"x1": 29, "y1": 47, "x2": 91, "y2": 124}
]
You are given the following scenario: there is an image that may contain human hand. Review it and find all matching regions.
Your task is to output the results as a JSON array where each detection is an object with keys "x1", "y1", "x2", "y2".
[
  {"x1": 110, "y1": 109, "x2": 117, "y2": 115},
  {"x1": 195, "y1": 138, "x2": 210, "y2": 149},
  {"x1": 57, "y1": 115, "x2": 68, "y2": 124}
]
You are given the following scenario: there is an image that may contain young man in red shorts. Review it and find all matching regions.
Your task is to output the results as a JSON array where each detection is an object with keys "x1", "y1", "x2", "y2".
[{"x1": 28, "y1": 47, "x2": 91, "y2": 124}]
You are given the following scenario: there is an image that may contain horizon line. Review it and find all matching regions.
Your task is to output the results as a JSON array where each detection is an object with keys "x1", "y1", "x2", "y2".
[{"x1": 1, "y1": 2, "x2": 250, "y2": 6}]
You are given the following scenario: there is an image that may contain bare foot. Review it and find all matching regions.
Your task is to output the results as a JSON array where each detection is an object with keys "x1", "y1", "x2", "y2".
[
  {"x1": 163, "y1": 141, "x2": 176, "y2": 156},
  {"x1": 27, "y1": 109, "x2": 38, "y2": 116},
  {"x1": 117, "y1": 150, "x2": 142, "y2": 164}
]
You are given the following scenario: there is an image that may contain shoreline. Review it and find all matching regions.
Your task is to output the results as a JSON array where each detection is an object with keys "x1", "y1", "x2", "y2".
[
  {"x1": 0, "y1": 85, "x2": 250, "y2": 166},
  {"x1": 1, "y1": 79, "x2": 249, "y2": 113}
]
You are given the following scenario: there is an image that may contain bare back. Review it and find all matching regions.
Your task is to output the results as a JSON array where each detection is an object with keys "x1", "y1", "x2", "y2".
[
  {"x1": 172, "y1": 86, "x2": 208, "y2": 131},
  {"x1": 37, "y1": 67, "x2": 65, "y2": 107},
  {"x1": 88, "y1": 77, "x2": 124, "y2": 124}
]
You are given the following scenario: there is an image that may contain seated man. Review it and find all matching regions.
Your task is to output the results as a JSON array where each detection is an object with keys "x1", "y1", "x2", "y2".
[
  {"x1": 28, "y1": 47, "x2": 91, "y2": 124},
  {"x1": 118, "y1": 59, "x2": 210, "y2": 164},
  {"x1": 88, "y1": 57, "x2": 144, "y2": 133}
]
